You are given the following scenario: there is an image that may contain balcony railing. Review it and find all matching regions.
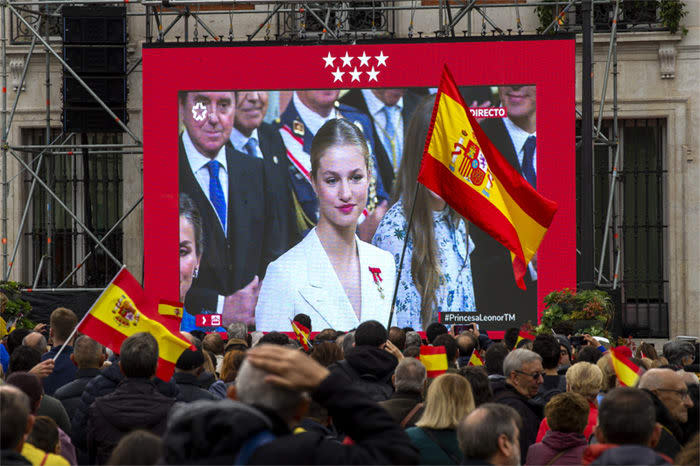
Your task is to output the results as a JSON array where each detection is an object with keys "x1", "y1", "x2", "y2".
[{"x1": 10, "y1": 3, "x2": 62, "y2": 45}]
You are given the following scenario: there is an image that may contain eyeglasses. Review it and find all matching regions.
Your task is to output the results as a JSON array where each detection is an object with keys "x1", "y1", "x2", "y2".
[
  {"x1": 560, "y1": 350, "x2": 569, "y2": 356},
  {"x1": 656, "y1": 388, "x2": 690, "y2": 399},
  {"x1": 514, "y1": 370, "x2": 545, "y2": 380}
]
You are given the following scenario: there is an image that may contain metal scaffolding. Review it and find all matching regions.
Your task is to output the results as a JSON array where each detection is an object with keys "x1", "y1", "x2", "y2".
[{"x1": 0, "y1": 0, "x2": 632, "y2": 292}]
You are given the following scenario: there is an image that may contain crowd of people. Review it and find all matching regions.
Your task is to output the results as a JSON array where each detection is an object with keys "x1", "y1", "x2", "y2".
[{"x1": 1, "y1": 305, "x2": 698, "y2": 465}]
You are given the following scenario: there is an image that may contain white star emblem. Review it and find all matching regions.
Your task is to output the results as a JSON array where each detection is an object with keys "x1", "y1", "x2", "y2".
[
  {"x1": 375, "y1": 51, "x2": 388, "y2": 67},
  {"x1": 192, "y1": 102, "x2": 207, "y2": 121},
  {"x1": 340, "y1": 52, "x2": 354, "y2": 68},
  {"x1": 331, "y1": 67, "x2": 345, "y2": 83},
  {"x1": 366, "y1": 67, "x2": 379, "y2": 82},
  {"x1": 349, "y1": 67, "x2": 362, "y2": 82},
  {"x1": 357, "y1": 51, "x2": 371, "y2": 67},
  {"x1": 322, "y1": 52, "x2": 336, "y2": 68}
]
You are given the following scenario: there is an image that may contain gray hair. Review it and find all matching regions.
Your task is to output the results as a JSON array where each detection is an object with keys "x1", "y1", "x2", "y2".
[
  {"x1": 73, "y1": 335, "x2": 104, "y2": 368},
  {"x1": 405, "y1": 331, "x2": 422, "y2": 348},
  {"x1": 22, "y1": 332, "x2": 47, "y2": 355},
  {"x1": 394, "y1": 357, "x2": 427, "y2": 393},
  {"x1": 663, "y1": 340, "x2": 695, "y2": 367},
  {"x1": 340, "y1": 331, "x2": 355, "y2": 356},
  {"x1": 458, "y1": 403, "x2": 522, "y2": 460},
  {"x1": 503, "y1": 349, "x2": 542, "y2": 378},
  {"x1": 235, "y1": 348, "x2": 305, "y2": 422},
  {"x1": 227, "y1": 322, "x2": 248, "y2": 341}
]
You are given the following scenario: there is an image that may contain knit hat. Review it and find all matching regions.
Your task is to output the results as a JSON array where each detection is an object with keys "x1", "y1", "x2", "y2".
[{"x1": 175, "y1": 349, "x2": 205, "y2": 370}]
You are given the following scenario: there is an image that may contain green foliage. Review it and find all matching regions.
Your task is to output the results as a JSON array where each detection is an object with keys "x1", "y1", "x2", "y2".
[
  {"x1": 0, "y1": 281, "x2": 35, "y2": 330},
  {"x1": 535, "y1": 0, "x2": 560, "y2": 34},
  {"x1": 537, "y1": 288, "x2": 613, "y2": 337},
  {"x1": 659, "y1": 0, "x2": 688, "y2": 35}
]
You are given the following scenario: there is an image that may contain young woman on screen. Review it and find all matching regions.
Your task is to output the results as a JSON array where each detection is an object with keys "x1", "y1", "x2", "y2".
[
  {"x1": 255, "y1": 118, "x2": 396, "y2": 332},
  {"x1": 372, "y1": 96, "x2": 477, "y2": 331}
]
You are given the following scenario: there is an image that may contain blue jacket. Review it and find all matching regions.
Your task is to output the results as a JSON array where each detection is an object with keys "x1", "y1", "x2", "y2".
[{"x1": 41, "y1": 345, "x2": 77, "y2": 396}]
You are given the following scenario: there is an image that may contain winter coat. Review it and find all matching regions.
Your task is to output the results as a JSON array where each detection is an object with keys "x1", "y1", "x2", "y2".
[
  {"x1": 36, "y1": 395, "x2": 71, "y2": 436},
  {"x1": 643, "y1": 389, "x2": 683, "y2": 459},
  {"x1": 491, "y1": 380, "x2": 543, "y2": 461},
  {"x1": 171, "y1": 372, "x2": 217, "y2": 402},
  {"x1": 405, "y1": 427, "x2": 462, "y2": 465},
  {"x1": 525, "y1": 430, "x2": 587, "y2": 465},
  {"x1": 87, "y1": 378, "x2": 176, "y2": 464},
  {"x1": 41, "y1": 346, "x2": 77, "y2": 396},
  {"x1": 379, "y1": 390, "x2": 424, "y2": 428},
  {"x1": 54, "y1": 368, "x2": 101, "y2": 423},
  {"x1": 582, "y1": 444, "x2": 672, "y2": 465},
  {"x1": 330, "y1": 345, "x2": 398, "y2": 402}
]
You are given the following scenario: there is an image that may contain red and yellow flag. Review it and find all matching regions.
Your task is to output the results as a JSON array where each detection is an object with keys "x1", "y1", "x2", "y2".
[
  {"x1": 417, "y1": 65, "x2": 558, "y2": 289},
  {"x1": 291, "y1": 319, "x2": 311, "y2": 351},
  {"x1": 77, "y1": 268, "x2": 192, "y2": 381},
  {"x1": 158, "y1": 299, "x2": 184, "y2": 318},
  {"x1": 468, "y1": 350, "x2": 484, "y2": 367},
  {"x1": 516, "y1": 330, "x2": 536, "y2": 348},
  {"x1": 420, "y1": 345, "x2": 448, "y2": 378},
  {"x1": 611, "y1": 346, "x2": 643, "y2": 387}
]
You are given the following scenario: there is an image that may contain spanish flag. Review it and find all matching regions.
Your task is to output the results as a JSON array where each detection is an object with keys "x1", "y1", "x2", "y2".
[
  {"x1": 77, "y1": 267, "x2": 192, "y2": 381},
  {"x1": 158, "y1": 300, "x2": 184, "y2": 319},
  {"x1": 611, "y1": 346, "x2": 643, "y2": 387},
  {"x1": 417, "y1": 65, "x2": 558, "y2": 289},
  {"x1": 291, "y1": 319, "x2": 311, "y2": 352},
  {"x1": 420, "y1": 345, "x2": 448, "y2": 378},
  {"x1": 516, "y1": 330, "x2": 536, "y2": 348},
  {"x1": 468, "y1": 350, "x2": 484, "y2": 367}
]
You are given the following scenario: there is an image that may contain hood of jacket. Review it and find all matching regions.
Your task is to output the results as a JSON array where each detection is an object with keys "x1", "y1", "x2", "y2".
[
  {"x1": 583, "y1": 444, "x2": 671, "y2": 465},
  {"x1": 93, "y1": 378, "x2": 175, "y2": 431},
  {"x1": 542, "y1": 430, "x2": 587, "y2": 450},
  {"x1": 344, "y1": 345, "x2": 397, "y2": 381}
]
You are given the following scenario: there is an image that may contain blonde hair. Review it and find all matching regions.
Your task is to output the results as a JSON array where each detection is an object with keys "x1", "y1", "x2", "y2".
[
  {"x1": 393, "y1": 96, "x2": 463, "y2": 329},
  {"x1": 416, "y1": 373, "x2": 475, "y2": 430},
  {"x1": 309, "y1": 118, "x2": 370, "y2": 180},
  {"x1": 596, "y1": 353, "x2": 617, "y2": 391},
  {"x1": 566, "y1": 362, "x2": 603, "y2": 400}
]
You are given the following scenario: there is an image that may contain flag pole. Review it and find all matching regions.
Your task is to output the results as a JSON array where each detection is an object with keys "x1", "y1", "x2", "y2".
[{"x1": 387, "y1": 186, "x2": 419, "y2": 330}]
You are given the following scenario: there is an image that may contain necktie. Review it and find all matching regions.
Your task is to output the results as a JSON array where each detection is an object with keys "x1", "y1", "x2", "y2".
[
  {"x1": 206, "y1": 160, "x2": 226, "y2": 231},
  {"x1": 244, "y1": 138, "x2": 258, "y2": 159},
  {"x1": 382, "y1": 106, "x2": 400, "y2": 170},
  {"x1": 522, "y1": 135, "x2": 537, "y2": 189}
]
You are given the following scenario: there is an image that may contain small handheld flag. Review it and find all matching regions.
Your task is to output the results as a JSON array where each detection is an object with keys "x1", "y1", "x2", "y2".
[
  {"x1": 420, "y1": 345, "x2": 448, "y2": 378},
  {"x1": 516, "y1": 330, "x2": 536, "y2": 348},
  {"x1": 468, "y1": 350, "x2": 484, "y2": 367},
  {"x1": 611, "y1": 346, "x2": 643, "y2": 387},
  {"x1": 291, "y1": 319, "x2": 311, "y2": 351}
]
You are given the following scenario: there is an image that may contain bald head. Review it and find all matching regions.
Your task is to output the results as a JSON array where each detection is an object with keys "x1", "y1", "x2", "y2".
[
  {"x1": 458, "y1": 403, "x2": 521, "y2": 465},
  {"x1": 22, "y1": 332, "x2": 47, "y2": 355},
  {"x1": 639, "y1": 368, "x2": 680, "y2": 390},
  {"x1": 639, "y1": 368, "x2": 693, "y2": 423}
]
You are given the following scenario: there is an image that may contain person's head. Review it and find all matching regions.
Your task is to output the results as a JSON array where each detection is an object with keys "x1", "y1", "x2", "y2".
[
  {"x1": 556, "y1": 335, "x2": 572, "y2": 367},
  {"x1": 403, "y1": 346, "x2": 421, "y2": 358},
  {"x1": 296, "y1": 90, "x2": 340, "y2": 117},
  {"x1": 22, "y1": 332, "x2": 47, "y2": 355},
  {"x1": 234, "y1": 347, "x2": 308, "y2": 426},
  {"x1": 107, "y1": 429, "x2": 163, "y2": 465},
  {"x1": 71, "y1": 335, "x2": 105, "y2": 369},
  {"x1": 234, "y1": 91, "x2": 268, "y2": 136},
  {"x1": 485, "y1": 342, "x2": 509, "y2": 376},
  {"x1": 119, "y1": 332, "x2": 159, "y2": 379},
  {"x1": 339, "y1": 331, "x2": 354, "y2": 357},
  {"x1": 0, "y1": 385, "x2": 32, "y2": 453},
  {"x1": 7, "y1": 328, "x2": 32, "y2": 355},
  {"x1": 576, "y1": 345, "x2": 602, "y2": 364},
  {"x1": 49, "y1": 307, "x2": 78, "y2": 345},
  {"x1": 635, "y1": 342, "x2": 659, "y2": 360},
  {"x1": 9, "y1": 345, "x2": 41, "y2": 374},
  {"x1": 179, "y1": 91, "x2": 235, "y2": 158},
  {"x1": 498, "y1": 85, "x2": 536, "y2": 133},
  {"x1": 532, "y1": 334, "x2": 561, "y2": 371},
  {"x1": 6, "y1": 372, "x2": 43, "y2": 413},
  {"x1": 313, "y1": 329, "x2": 338, "y2": 344},
  {"x1": 433, "y1": 334, "x2": 458, "y2": 367},
  {"x1": 388, "y1": 327, "x2": 406, "y2": 351},
  {"x1": 292, "y1": 314, "x2": 312, "y2": 332},
  {"x1": 458, "y1": 403, "x2": 521, "y2": 465},
  {"x1": 503, "y1": 349, "x2": 544, "y2": 398},
  {"x1": 405, "y1": 331, "x2": 422, "y2": 349},
  {"x1": 597, "y1": 353, "x2": 617, "y2": 391},
  {"x1": 596, "y1": 387, "x2": 660, "y2": 446},
  {"x1": 27, "y1": 416, "x2": 59, "y2": 454},
  {"x1": 639, "y1": 368, "x2": 694, "y2": 424},
  {"x1": 663, "y1": 340, "x2": 696, "y2": 368},
  {"x1": 371, "y1": 88, "x2": 405, "y2": 107},
  {"x1": 179, "y1": 193, "x2": 202, "y2": 303},
  {"x1": 545, "y1": 392, "x2": 589, "y2": 434},
  {"x1": 226, "y1": 321, "x2": 248, "y2": 341},
  {"x1": 504, "y1": 328, "x2": 521, "y2": 351},
  {"x1": 202, "y1": 333, "x2": 224, "y2": 356},
  {"x1": 456, "y1": 332, "x2": 478, "y2": 359},
  {"x1": 258, "y1": 332, "x2": 290, "y2": 346},
  {"x1": 417, "y1": 373, "x2": 475, "y2": 430},
  {"x1": 393, "y1": 357, "x2": 427, "y2": 395},
  {"x1": 565, "y1": 361, "x2": 603, "y2": 401},
  {"x1": 310, "y1": 118, "x2": 370, "y2": 231},
  {"x1": 310, "y1": 342, "x2": 343, "y2": 367},
  {"x1": 425, "y1": 322, "x2": 447, "y2": 344},
  {"x1": 175, "y1": 349, "x2": 205, "y2": 375},
  {"x1": 354, "y1": 320, "x2": 388, "y2": 348},
  {"x1": 459, "y1": 366, "x2": 493, "y2": 406},
  {"x1": 220, "y1": 349, "x2": 246, "y2": 383}
]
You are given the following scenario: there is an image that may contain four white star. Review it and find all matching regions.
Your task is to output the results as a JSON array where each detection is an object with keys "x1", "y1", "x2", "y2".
[
  {"x1": 366, "y1": 67, "x2": 379, "y2": 82},
  {"x1": 375, "y1": 51, "x2": 388, "y2": 67},
  {"x1": 349, "y1": 67, "x2": 362, "y2": 82},
  {"x1": 340, "y1": 52, "x2": 354, "y2": 67},
  {"x1": 331, "y1": 67, "x2": 345, "y2": 82},
  {"x1": 322, "y1": 52, "x2": 336, "y2": 68},
  {"x1": 357, "y1": 51, "x2": 371, "y2": 67}
]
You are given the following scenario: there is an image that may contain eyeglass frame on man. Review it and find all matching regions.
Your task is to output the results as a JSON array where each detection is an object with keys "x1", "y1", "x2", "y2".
[
  {"x1": 513, "y1": 369, "x2": 545, "y2": 380},
  {"x1": 655, "y1": 388, "x2": 691, "y2": 399}
]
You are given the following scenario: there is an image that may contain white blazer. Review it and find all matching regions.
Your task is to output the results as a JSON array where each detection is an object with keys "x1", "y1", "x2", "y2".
[{"x1": 255, "y1": 228, "x2": 397, "y2": 332}]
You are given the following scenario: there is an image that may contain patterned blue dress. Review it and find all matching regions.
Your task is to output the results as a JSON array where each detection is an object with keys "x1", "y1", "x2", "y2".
[{"x1": 372, "y1": 199, "x2": 477, "y2": 330}]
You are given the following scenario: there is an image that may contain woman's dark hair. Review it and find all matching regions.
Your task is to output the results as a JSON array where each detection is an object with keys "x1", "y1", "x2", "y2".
[
  {"x1": 576, "y1": 345, "x2": 602, "y2": 364},
  {"x1": 310, "y1": 118, "x2": 370, "y2": 180},
  {"x1": 459, "y1": 366, "x2": 493, "y2": 406},
  {"x1": 107, "y1": 430, "x2": 163, "y2": 465},
  {"x1": 179, "y1": 193, "x2": 203, "y2": 257},
  {"x1": 310, "y1": 342, "x2": 343, "y2": 367},
  {"x1": 27, "y1": 416, "x2": 58, "y2": 454},
  {"x1": 635, "y1": 342, "x2": 658, "y2": 360}
]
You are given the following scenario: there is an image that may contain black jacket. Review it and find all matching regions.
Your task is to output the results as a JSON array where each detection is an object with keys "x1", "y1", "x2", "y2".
[
  {"x1": 163, "y1": 371, "x2": 419, "y2": 465},
  {"x1": 642, "y1": 389, "x2": 683, "y2": 460},
  {"x1": 330, "y1": 346, "x2": 398, "y2": 402},
  {"x1": 583, "y1": 444, "x2": 671, "y2": 465},
  {"x1": 87, "y1": 378, "x2": 176, "y2": 464},
  {"x1": 1, "y1": 449, "x2": 32, "y2": 465},
  {"x1": 54, "y1": 368, "x2": 101, "y2": 423},
  {"x1": 172, "y1": 372, "x2": 218, "y2": 402},
  {"x1": 379, "y1": 390, "x2": 424, "y2": 427},
  {"x1": 491, "y1": 380, "x2": 542, "y2": 461}
]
